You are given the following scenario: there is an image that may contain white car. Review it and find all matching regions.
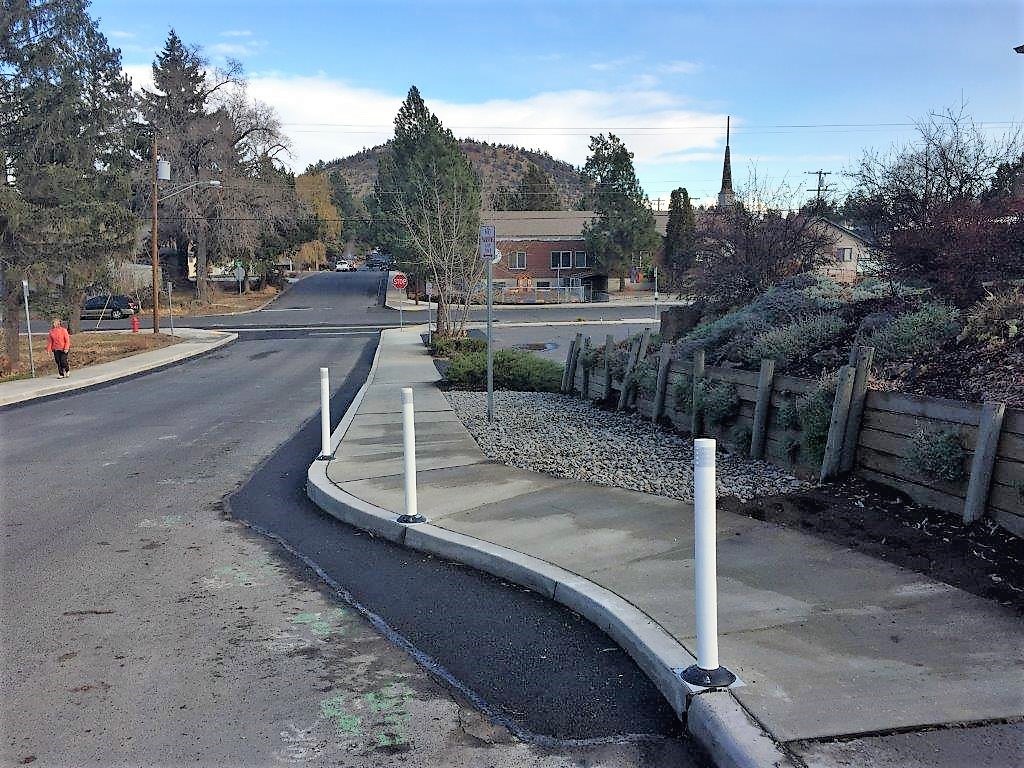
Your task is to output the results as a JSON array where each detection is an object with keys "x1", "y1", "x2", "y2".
[{"x1": 334, "y1": 261, "x2": 353, "y2": 272}]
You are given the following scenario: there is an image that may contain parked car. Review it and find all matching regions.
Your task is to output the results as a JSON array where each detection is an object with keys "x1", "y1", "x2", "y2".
[
  {"x1": 334, "y1": 260, "x2": 353, "y2": 272},
  {"x1": 81, "y1": 294, "x2": 139, "y2": 320}
]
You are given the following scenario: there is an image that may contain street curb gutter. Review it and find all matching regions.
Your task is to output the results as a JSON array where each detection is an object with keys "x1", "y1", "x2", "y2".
[
  {"x1": 306, "y1": 329, "x2": 793, "y2": 768},
  {"x1": 0, "y1": 329, "x2": 237, "y2": 408}
]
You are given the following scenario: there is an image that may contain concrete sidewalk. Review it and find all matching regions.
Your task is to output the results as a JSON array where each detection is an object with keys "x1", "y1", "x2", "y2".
[
  {"x1": 308, "y1": 327, "x2": 1024, "y2": 768},
  {"x1": 0, "y1": 328, "x2": 236, "y2": 407}
]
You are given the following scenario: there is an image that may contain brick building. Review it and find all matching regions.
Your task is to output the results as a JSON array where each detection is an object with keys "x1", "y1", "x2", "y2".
[{"x1": 485, "y1": 209, "x2": 669, "y2": 301}]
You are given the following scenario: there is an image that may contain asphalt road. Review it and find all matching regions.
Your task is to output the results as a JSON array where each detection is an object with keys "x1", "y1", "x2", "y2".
[
  {"x1": 79, "y1": 271, "x2": 668, "y2": 331},
  {"x1": 1, "y1": 272, "x2": 704, "y2": 766}
]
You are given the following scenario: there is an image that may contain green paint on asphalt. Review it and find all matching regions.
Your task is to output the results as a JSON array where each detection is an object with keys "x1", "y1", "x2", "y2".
[
  {"x1": 317, "y1": 683, "x2": 414, "y2": 747},
  {"x1": 292, "y1": 608, "x2": 347, "y2": 637},
  {"x1": 320, "y1": 695, "x2": 362, "y2": 734}
]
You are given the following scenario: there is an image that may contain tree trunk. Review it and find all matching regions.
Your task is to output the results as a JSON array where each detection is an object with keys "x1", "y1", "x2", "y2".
[
  {"x1": 435, "y1": 296, "x2": 450, "y2": 337},
  {"x1": 195, "y1": 228, "x2": 210, "y2": 301},
  {"x1": 2, "y1": 283, "x2": 22, "y2": 372},
  {"x1": 618, "y1": 275, "x2": 625, "y2": 290},
  {"x1": 67, "y1": 287, "x2": 84, "y2": 334}
]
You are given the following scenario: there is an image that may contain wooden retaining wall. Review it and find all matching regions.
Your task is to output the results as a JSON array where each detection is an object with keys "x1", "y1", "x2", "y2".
[{"x1": 571, "y1": 340, "x2": 1024, "y2": 537}]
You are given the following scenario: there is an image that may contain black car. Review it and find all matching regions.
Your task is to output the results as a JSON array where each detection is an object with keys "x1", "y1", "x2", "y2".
[{"x1": 81, "y1": 294, "x2": 140, "y2": 320}]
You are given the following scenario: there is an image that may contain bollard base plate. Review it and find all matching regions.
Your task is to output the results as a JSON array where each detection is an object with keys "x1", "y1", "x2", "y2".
[
  {"x1": 676, "y1": 664, "x2": 741, "y2": 693},
  {"x1": 397, "y1": 514, "x2": 428, "y2": 525}
]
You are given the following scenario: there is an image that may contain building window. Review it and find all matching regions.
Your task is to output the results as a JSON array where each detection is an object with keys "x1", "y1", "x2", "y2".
[
  {"x1": 535, "y1": 280, "x2": 551, "y2": 288},
  {"x1": 509, "y1": 251, "x2": 527, "y2": 270},
  {"x1": 550, "y1": 251, "x2": 572, "y2": 269},
  {"x1": 574, "y1": 251, "x2": 588, "y2": 268},
  {"x1": 836, "y1": 247, "x2": 853, "y2": 262},
  {"x1": 492, "y1": 281, "x2": 507, "y2": 290}
]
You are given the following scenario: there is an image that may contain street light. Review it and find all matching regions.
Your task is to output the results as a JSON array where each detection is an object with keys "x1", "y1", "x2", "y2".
[{"x1": 149, "y1": 134, "x2": 221, "y2": 333}]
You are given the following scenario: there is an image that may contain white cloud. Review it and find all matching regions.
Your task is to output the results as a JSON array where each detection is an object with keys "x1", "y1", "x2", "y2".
[
  {"x1": 208, "y1": 40, "x2": 265, "y2": 58},
  {"x1": 589, "y1": 56, "x2": 639, "y2": 72},
  {"x1": 108, "y1": 30, "x2": 136, "y2": 40},
  {"x1": 240, "y1": 74, "x2": 728, "y2": 172},
  {"x1": 659, "y1": 60, "x2": 702, "y2": 75},
  {"x1": 122, "y1": 65, "x2": 731, "y2": 193},
  {"x1": 221, "y1": 30, "x2": 253, "y2": 37}
]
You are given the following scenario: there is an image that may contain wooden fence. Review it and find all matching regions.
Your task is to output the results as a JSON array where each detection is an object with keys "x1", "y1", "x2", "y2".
[{"x1": 561, "y1": 335, "x2": 1024, "y2": 538}]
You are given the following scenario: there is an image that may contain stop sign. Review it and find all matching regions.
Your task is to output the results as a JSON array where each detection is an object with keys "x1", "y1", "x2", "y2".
[{"x1": 393, "y1": 273, "x2": 408, "y2": 290}]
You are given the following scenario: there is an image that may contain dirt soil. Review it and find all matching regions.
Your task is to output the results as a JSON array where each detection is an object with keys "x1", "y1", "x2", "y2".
[
  {"x1": 1, "y1": 332, "x2": 179, "y2": 382},
  {"x1": 169, "y1": 285, "x2": 279, "y2": 316},
  {"x1": 720, "y1": 476, "x2": 1024, "y2": 613}
]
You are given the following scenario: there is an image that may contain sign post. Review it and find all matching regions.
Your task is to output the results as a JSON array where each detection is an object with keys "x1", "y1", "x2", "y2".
[
  {"x1": 653, "y1": 265, "x2": 659, "y2": 324},
  {"x1": 480, "y1": 225, "x2": 496, "y2": 423},
  {"x1": 234, "y1": 264, "x2": 245, "y2": 296},
  {"x1": 21, "y1": 279, "x2": 35, "y2": 379},
  {"x1": 426, "y1": 280, "x2": 434, "y2": 346},
  {"x1": 166, "y1": 281, "x2": 175, "y2": 337},
  {"x1": 393, "y1": 272, "x2": 408, "y2": 328}
]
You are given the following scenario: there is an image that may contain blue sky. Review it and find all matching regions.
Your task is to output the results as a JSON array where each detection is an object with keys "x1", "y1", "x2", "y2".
[{"x1": 93, "y1": 0, "x2": 1023, "y2": 207}]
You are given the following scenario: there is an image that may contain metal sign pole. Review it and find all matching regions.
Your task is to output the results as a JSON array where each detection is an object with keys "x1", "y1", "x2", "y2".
[
  {"x1": 21, "y1": 279, "x2": 35, "y2": 378},
  {"x1": 487, "y1": 257, "x2": 494, "y2": 424},
  {"x1": 654, "y1": 265, "x2": 659, "y2": 324},
  {"x1": 166, "y1": 281, "x2": 175, "y2": 337}
]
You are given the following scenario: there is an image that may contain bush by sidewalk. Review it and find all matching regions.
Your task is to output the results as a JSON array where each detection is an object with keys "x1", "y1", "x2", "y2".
[
  {"x1": 444, "y1": 348, "x2": 562, "y2": 392},
  {"x1": 429, "y1": 336, "x2": 486, "y2": 357}
]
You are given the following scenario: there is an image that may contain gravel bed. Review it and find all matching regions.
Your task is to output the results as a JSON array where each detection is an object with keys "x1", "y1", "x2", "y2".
[{"x1": 444, "y1": 391, "x2": 808, "y2": 503}]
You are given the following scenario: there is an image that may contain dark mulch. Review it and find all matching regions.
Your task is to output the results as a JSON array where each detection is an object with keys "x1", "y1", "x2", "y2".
[{"x1": 720, "y1": 476, "x2": 1024, "y2": 614}]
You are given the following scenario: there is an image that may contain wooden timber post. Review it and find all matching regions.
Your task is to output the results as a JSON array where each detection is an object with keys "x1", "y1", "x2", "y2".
[
  {"x1": 602, "y1": 333, "x2": 614, "y2": 403},
  {"x1": 566, "y1": 332, "x2": 583, "y2": 394},
  {"x1": 963, "y1": 401, "x2": 1006, "y2": 524},
  {"x1": 749, "y1": 358, "x2": 776, "y2": 459},
  {"x1": 820, "y1": 364, "x2": 857, "y2": 482},
  {"x1": 839, "y1": 346, "x2": 875, "y2": 474},
  {"x1": 631, "y1": 329, "x2": 654, "y2": 408},
  {"x1": 616, "y1": 334, "x2": 643, "y2": 411},
  {"x1": 690, "y1": 349, "x2": 706, "y2": 437},
  {"x1": 560, "y1": 334, "x2": 579, "y2": 393},
  {"x1": 652, "y1": 343, "x2": 673, "y2": 422},
  {"x1": 581, "y1": 336, "x2": 593, "y2": 399},
  {"x1": 618, "y1": 329, "x2": 650, "y2": 411}
]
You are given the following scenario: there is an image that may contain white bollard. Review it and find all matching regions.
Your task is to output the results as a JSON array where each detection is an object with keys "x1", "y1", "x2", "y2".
[
  {"x1": 398, "y1": 387, "x2": 426, "y2": 523},
  {"x1": 318, "y1": 367, "x2": 331, "y2": 460},
  {"x1": 680, "y1": 438, "x2": 736, "y2": 689}
]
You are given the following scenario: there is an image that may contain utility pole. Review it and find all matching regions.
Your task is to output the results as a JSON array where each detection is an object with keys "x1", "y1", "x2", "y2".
[
  {"x1": 804, "y1": 169, "x2": 832, "y2": 213},
  {"x1": 151, "y1": 133, "x2": 160, "y2": 333}
]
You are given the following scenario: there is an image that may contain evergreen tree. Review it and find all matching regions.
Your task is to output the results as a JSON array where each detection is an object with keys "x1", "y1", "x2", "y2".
[
  {"x1": 664, "y1": 187, "x2": 697, "y2": 281},
  {"x1": 376, "y1": 86, "x2": 481, "y2": 336},
  {"x1": 139, "y1": 31, "x2": 206, "y2": 130},
  {"x1": 490, "y1": 162, "x2": 562, "y2": 210},
  {"x1": 580, "y1": 134, "x2": 659, "y2": 290},
  {"x1": 1, "y1": 0, "x2": 136, "y2": 363}
]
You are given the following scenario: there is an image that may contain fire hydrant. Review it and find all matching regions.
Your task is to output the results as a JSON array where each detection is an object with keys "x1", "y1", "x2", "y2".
[{"x1": 130, "y1": 314, "x2": 140, "y2": 333}]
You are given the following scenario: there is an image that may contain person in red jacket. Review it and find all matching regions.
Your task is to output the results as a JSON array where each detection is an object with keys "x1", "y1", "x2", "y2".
[{"x1": 46, "y1": 318, "x2": 71, "y2": 378}]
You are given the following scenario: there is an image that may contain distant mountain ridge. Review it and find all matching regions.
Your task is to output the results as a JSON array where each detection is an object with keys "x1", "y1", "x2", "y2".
[{"x1": 316, "y1": 139, "x2": 588, "y2": 209}]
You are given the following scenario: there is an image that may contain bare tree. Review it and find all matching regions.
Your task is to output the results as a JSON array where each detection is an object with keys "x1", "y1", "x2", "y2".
[
  {"x1": 695, "y1": 172, "x2": 837, "y2": 308},
  {"x1": 846, "y1": 106, "x2": 1023, "y2": 304}
]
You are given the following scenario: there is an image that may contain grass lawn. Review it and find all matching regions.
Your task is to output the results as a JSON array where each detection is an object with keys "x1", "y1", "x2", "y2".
[{"x1": 1, "y1": 331, "x2": 180, "y2": 383}]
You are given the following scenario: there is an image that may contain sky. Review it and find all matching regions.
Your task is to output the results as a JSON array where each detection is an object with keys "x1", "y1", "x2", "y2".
[{"x1": 92, "y1": 0, "x2": 1023, "y2": 208}]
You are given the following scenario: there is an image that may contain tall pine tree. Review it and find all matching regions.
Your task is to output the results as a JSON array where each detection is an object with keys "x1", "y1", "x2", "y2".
[
  {"x1": 581, "y1": 134, "x2": 659, "y2": 290},
  {"x1": 376, "y1": 86, "x2": 481, "y2": 337},
  {"x1": 664, "y1": 187, "x2": 697, "y2": 283},
  {"x1": 1, "y1": 0, "x2": 136, "y2": 362}
]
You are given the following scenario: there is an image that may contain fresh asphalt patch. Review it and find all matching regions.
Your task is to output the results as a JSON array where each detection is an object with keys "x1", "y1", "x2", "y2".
[{"x1": 226, "y1": 340, "x2": 685, "y2": 744}]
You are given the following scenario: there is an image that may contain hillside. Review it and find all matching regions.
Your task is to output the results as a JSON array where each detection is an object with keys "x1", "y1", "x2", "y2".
[{"x1": 318, "y1": 139, "x2": 588, "y2": 208}]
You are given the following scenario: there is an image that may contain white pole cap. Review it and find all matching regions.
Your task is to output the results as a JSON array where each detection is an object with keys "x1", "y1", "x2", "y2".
[{"x1": 694, "y1": 438, "x2": 716, "y2": 468}]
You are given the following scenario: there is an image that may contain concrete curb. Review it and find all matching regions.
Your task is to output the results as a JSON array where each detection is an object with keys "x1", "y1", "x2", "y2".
[
  {"x1": 305, "y1": 328, "x2": 794, "y2": 768},
  {"x1": 0, "y1": 328, "x2": 236, "y2": 407}
]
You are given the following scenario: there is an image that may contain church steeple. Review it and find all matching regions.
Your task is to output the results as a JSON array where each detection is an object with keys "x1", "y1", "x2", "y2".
[{"x1": 717, "y1": 115, "x2": 735, "y2": 208}]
